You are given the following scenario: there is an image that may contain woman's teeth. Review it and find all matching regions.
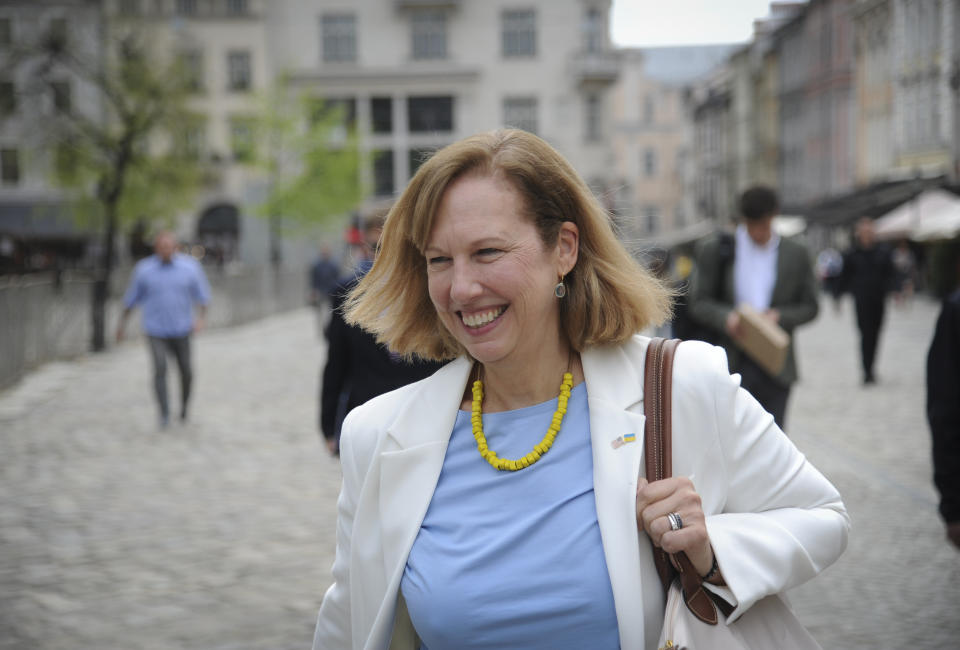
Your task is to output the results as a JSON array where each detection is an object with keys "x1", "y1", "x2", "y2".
[{"x1": 463, "y1": 307, "x2": 505, "y2": 328}]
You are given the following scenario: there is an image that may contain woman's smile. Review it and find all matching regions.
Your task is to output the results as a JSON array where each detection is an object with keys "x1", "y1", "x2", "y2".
[{"x1": 460, "y1": 305, "x2": 507, "y2": 330}]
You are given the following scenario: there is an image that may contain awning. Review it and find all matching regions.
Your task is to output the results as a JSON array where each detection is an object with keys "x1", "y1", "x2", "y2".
[
  {"x1": 873, "y1": 189, "x2": 960, "y2": 242},
  {"x1": 0, "y1": 202, "x2": 91, "y2": 239}
]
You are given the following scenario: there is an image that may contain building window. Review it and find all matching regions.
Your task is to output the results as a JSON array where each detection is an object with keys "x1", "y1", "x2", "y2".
[
  {"x1": 0, "y1": 18, "x2": 11, "y2": 47},
  {"x1": 0, "y1": 81, "x2": 14, "y2": 115},
  {"x1": 643, "y1": 149, "x2": 656, "y2": 177},
  {"x1": 118, "y1": 0, "x2": 140, "y2": 16},
  {"x1": 48, "y1": 17, "x2": 67, "y2": 48},
  {"x1": 313, "y1": 97, "x2": 356, "y2": 127},
  {"x1": 227, "y1": 51, "x2": 251, "y2": 91},
  {"x1": 52, "y1": 81, "x2": 71, "y2": 113},
  {"x1": 229, "y1": 117, "x2": 255, "y2": 162},
  {"x1": 583, "y1": 7, "x2": 604, "y2": 53},
  {"x1": 643, "y1": 95, "x2": 654, "y2": 124},
  {"x1": 321, "y1": 14, "x2": 356, "y2": 63},
  {"x1": 226, "y1": 0, "x2": 248, "y2": 16},
  {"x1": 585, "y1": 93, "x2": 601, "y2": 141},
  {"x1": 503, "y1": 97, "x2": 538, "y2": 134},
  {"x1": 411, "y1": 10, "x2": 446, "y2": 60},
  {"x1": 643, "y1": 206, "x2": 660, "y2": 234},
  {"x1": 178, "y1": 118, "x2": 206, "y2": 160},
  {"x1": 54, "y1": 141, "x2": 80, "y2": 179},
  {"x1": 371, "y1": 97, "x2": 392, "y2": 134},
  {"x1": 409, "y1": 147, "x2": 435, "y2": 178},
  {"x1": 373, "y1": 149, "x2": 394, "y2": 196},
  {"x1": 176, "y1": 0, "x2": 197, "y2": 16},
  {"x1": 502, "y1": 9, "x2": 535, "y2": 57},
  {"x1": 1, "y1": 148, "x2": 19, "y2": 184},
  {"x1": 180, "y1": 50, "x2": 204, "y2": 92},
  {"x1": 408, "y1": 96, "x2": 453, "y2": 133}
]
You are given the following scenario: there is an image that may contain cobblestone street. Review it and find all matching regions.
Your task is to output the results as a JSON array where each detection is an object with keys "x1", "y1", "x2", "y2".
[{"x1": 1, "y1": 296, "x2": 958, "y2": 649}]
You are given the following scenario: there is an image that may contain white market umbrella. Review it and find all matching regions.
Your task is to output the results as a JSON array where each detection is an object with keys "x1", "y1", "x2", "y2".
[{"x1": 874, "y1": 189, "x2": 960, "y2": 241}]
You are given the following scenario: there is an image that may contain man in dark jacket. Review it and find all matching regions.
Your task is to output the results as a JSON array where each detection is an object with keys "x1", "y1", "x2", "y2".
[
  {"x1": 319, "y1": 213, "x2": 444, "y2": 456},
  {"x1": 842, "y1": 217, "x2": 896, "y2": 385},
  {"x1": 688, "y1": 186, "x2": 819, "y2": 429},
  {"x1": 927, "y1": 255, "x2": 960, "y2": 549}
]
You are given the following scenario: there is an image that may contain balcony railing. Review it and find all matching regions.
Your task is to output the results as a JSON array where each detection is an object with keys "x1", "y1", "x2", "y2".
[
  {"x1": 395, "y1": 0, "x2": 461, "y2": 9},
  {"x1": 569, "y1": 50, "x2": 619, "y2": 86}
]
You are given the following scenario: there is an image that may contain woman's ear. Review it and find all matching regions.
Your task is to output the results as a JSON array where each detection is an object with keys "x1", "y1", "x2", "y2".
[{"x1": 557, "y1": 221, "x2": 579, "y2": 275}]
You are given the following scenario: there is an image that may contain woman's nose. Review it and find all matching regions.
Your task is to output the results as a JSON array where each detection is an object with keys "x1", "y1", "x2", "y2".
[{"x1": 450, "y1": 262, "x2": 481, "y2": 303}]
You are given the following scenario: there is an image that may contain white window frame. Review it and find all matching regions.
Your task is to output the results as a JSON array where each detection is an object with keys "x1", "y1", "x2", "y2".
[
  {"x1": 227, "y1": 50, "x2": 251, "y2": 91},
  {"x1": 411, "y1": 10, "x2": 446, "y2": 60},
  {"x1": 503, "y1": 96, "x2": 538, "y2": 134},
  {"x1": 321, "y1": 13, "x2": 357, "y2": 63},
  {"x1": 502, "y1": 9, "x2": 536, "y2": 57}
]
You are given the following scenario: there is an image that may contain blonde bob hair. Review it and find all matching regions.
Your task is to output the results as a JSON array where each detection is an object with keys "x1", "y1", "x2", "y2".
[{"x1": 345, "y1": 129, "x2": 671, "y2": 361}]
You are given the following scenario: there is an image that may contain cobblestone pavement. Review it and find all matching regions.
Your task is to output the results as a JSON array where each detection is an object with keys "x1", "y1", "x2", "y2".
[
  {"x1": 1, "y1": 297, "x2": 958, "y2": 649},
  {"x1": 786, "y1": 295, "x2": 960, "y2": 649}
]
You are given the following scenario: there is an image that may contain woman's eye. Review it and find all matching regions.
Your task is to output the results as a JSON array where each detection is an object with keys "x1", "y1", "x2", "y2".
[
  {"x1": 477, "y1": 248, "x2": 501, "y2": 257},
  {"x1": 427, "y1": 256, "x2": 450, "y2": 265}
]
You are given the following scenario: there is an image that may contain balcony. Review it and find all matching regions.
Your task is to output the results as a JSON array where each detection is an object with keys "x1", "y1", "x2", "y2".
[{"x1": 569, "y1": 51, "x2": 620, "y2": 87}]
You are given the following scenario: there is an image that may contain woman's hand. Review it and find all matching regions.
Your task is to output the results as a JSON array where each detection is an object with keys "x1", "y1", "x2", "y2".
[{"x1": 636, "y1": 476, "x2": 715, "y2": 578}]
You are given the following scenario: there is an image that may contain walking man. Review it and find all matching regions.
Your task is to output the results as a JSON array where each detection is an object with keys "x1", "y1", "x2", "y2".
[
  {"x1": 842, "y1": 217, "x2": 895, "y2": 385},
  {"x1": 687, "y1": 185, "x2": 819, "y2": 429},
  {"x1": 116, "y1": 231, "x2": 211, "y2": 428}
]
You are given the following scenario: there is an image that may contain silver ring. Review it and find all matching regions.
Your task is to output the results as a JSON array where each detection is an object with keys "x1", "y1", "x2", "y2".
[{"x1": 667, "y1": 512, "x2": 683, "y2": 531}]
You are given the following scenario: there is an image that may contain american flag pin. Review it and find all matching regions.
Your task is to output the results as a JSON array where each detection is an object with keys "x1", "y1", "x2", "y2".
[{"x1": 611, "y1": 436, "x2": 624, "y2": 449}]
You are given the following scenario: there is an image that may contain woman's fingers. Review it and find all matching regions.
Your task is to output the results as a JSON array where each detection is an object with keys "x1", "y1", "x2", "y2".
[{"x1": 636, "y1": 476, "x2": 713, "y2": 575}]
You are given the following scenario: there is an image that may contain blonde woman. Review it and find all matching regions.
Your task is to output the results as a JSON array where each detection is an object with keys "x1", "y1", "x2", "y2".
[{"x1": 313, "y1": 129, "x2": 848, "y2": 649}]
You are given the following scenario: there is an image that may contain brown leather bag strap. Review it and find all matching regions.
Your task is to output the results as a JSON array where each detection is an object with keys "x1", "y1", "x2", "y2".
[
  {"x1": 643, "y1": 337, "x2": 678, "y2": 592},
  {"x1": 642, "y1": 337, "x2": 720, "y2": 625}
]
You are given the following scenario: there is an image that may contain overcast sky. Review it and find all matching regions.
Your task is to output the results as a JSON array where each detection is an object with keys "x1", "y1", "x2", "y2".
[{"x1": 611, "y1": 0, "x2": 779, "y2": 47}]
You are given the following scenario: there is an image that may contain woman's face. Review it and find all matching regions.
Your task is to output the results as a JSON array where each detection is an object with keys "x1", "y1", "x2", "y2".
[{"x1": 425, "y1": 173, "x2": 577, "y2": 368}]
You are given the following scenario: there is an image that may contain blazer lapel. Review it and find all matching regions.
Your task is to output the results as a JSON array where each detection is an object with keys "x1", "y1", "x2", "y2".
[
  {"x1": 377, "y1": 357, "x2": 472, "y2": 580},
  {"x1": 582, "y1": 340, "x2": 651, "y2": 649}
]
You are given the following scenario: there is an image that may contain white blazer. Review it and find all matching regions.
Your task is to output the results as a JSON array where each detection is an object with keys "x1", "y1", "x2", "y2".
[{"x1": 313, "y1": 336, "x2": 849, "y2": 650}]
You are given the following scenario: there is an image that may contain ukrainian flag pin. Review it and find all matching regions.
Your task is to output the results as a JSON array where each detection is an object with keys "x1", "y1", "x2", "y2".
[{"x1": 611, "y1": 433, "x2": 636, "y2": 449}]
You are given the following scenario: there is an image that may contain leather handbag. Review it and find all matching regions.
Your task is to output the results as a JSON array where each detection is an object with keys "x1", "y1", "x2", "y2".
[{"x1": 642, "y1": 337, "x2": 822, "y2": 650}]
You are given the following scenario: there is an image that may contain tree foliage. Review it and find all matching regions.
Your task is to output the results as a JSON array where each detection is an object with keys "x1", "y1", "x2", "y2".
[
  {"x1": 33, "y1": 29, "x2": 204, "y2": 230},
  {"x1": 18, "y1": 23, "x2": 209, "y2": 350},
  {"x1": 255, "y1": 81, "x2": 364, "y2": 230}
]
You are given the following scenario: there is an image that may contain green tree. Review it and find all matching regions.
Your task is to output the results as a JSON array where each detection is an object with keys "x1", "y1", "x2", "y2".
[
  {"x1": 29, "y1": 26, "x2": 205, "y2": 351},
  {"x1": 255, "y1": 82, "x2": 363, "y2": 266}
]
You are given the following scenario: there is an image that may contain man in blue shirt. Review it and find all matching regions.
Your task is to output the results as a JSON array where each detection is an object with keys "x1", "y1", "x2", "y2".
[{"x1": 116, "y1": 231, "x2": 211, "y2": 428}]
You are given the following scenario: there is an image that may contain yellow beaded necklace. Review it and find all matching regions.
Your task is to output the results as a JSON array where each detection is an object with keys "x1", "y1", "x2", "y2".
[{"x1": 470, "y1": 371, "x2": 574, "y2": 471}]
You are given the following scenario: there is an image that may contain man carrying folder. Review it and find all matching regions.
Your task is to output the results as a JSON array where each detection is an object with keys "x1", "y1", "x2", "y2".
[{"x1": 688, "y1": 185, "x2": 819, "y2": 429}]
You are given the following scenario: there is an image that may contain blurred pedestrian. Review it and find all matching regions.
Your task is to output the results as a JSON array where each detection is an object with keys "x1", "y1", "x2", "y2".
[
  {"x1": 687, "y1": 185, "x2": 819, "y2": 428},
  {"x1": 116, "y1": 231, "x2": 211, "y2": 428},
  {"x1": 309, "y1": 243, "x2": 340, "y2": 334},
  {"x1": 892, "y1": 239, "x2": 918, "y2": 306},
  {"x1": 319, "y1": 212, "x2": 444, "y2": 456},
  {"x1": 310, "y1": 244, "x2": 340, "y2": 307},
  {"x1": 816, "y1": 246, "x2": 844, "y2": 313},
  {"x1": 841, "y1": 217, "x2": 896, "y2": 385},
  {"x1": 926, "y1": 251, "x2": 960, "y2": 549}
]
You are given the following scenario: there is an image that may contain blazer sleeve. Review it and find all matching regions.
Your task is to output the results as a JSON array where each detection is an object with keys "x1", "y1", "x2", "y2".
[
  {"x1": 775, "y1": 243, "x2": 819, "y2": 331},
  {"x1": 313, "y1": 414, "x2": 366, "y2": 649},
  {"x1": 697, "y1": 344, "x2": 850, "y2": 622},
  {"x1": 688, "y1": 237, "x2": 733, "y2": 334}
]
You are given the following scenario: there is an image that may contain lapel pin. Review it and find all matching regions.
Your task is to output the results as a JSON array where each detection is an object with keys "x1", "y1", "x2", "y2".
[{"x1": 611, "y1": 433, "x2": 636, "y2": 449}]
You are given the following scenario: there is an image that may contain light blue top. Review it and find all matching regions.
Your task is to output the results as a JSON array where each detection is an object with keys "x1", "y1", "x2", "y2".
[
  {"x1": 401, "y1": 382, "x2": 620, "y2": 650},
  {"x1": 123, "y1": 253, "x2": 211, "y2": 338}
]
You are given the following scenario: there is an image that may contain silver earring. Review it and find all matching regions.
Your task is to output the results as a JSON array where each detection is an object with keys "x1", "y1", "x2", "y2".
[{"x1": 554, "y1": 276, "x2": 566, "y2": 298}]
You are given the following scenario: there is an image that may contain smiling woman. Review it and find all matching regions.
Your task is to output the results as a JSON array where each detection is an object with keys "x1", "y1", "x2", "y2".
[{"x1": 313, "y1": 129, "x2": 849, "y2": 650}]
